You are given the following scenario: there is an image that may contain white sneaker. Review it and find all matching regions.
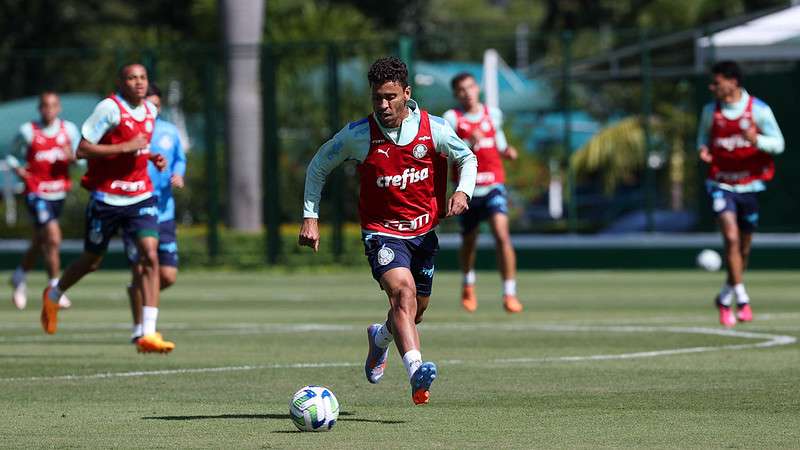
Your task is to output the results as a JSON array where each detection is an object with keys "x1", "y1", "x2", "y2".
[
  {"x1": 11, "y1": 281, "x2": 27, "y2": 310},
  {"x1": 58, "y1": 294, "x2": 72, "y2": 309}
]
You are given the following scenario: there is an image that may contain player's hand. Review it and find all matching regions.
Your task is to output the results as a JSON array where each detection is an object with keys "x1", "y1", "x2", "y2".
[
  {"x1": 503, "y1": 146, "x2": 519, "y2": 161},
  {"x1": 699, "y1": 146, "x2": 713, "y2": 164},
  {"x1": 62, "y1": 144, "x2": 76, "y2": 162},
  {"x1": 744, "y1": 126, "x2": 758, "y2": 145},
  {"x1": 149, "y1": 153, "x2": 167, "y2": 171},
  {"x1": 469, "y1": 129, "x2": 485, "y2": 148},
  {"x1": 446, "y1": 191, "x2": 469, "y2": 217},
  {"x1": 171, "y1": 174, "x2": 185, "y2": 188},
  {"x1": 298, "y1": 218, "x2": 320, "y2": 252},
  {"x1": 121, "y1": 134, "x2": 149, "y2": 153}
]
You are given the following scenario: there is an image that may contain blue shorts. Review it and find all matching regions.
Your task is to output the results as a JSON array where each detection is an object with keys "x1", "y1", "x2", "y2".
[
  {"x1": 123, "y1": 219, "x2": 179, "y2": 267},
  {"x1": 459, "y1": 186, "x2": 509, "y2": 234},
  {"x1": 363, "y1": 231, "x2": 438, "y2": 297},
  {"x1": 84, "y1": 196, "x2": 159, "y2": 254},
  {"x1": 708, "y1": 186, "x2": 759, "y2": 233},
  {"x1": 25, "y1": 194, "x2": 64, "y2": 228}
]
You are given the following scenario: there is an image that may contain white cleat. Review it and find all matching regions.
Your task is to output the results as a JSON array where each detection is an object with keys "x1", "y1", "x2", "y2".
[
  {"x1": 12, "y1": 281, "x2": 27, "y2": 310},
  {"x1": 58, "y1": 294, "x2": 72, "y2": 309}
]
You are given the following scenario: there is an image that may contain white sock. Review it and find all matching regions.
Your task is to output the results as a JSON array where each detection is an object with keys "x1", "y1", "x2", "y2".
[
  {"x1": 402, "y1": 349, "x2": 422, "y2": 381},
  {"x1": 143, "y1": 306, "x2": 158, "y2": 335},
  {"x1": 373, "y1": 322, "x2": 393, "y2": 349},
  {"x1": 11, "y1": 266, "x2": 26, "y2": 286},
  {"x1": 48, "y1": 285, "x2": 63, "y2": 301},
  {"x1": 503, "y1": 279, "x2": 517, "y2": 296},
  {"x1": 463, "y1": 270, "x2": 476, "y2": 286},
  {"x1": 49, "y1": 278, "x2": 59, "y2": 288},
  {"x1": 733, "y1": 283, "x2": 750, "y2": 304},
  {"x1": 718, "y1": 284, "x2": 734, "y2": 306},
  {"x1": 132, "y1": 323, "x2": 143, "y2": 339}
]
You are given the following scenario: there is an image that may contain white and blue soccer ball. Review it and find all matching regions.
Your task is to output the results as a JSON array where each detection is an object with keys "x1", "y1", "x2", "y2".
[
  {"x1": 696, "y1": 249, "x2": 722, "y2": 272},
  {"x1": 289, "y1": 385, "x2": 339, "y2": 432}
]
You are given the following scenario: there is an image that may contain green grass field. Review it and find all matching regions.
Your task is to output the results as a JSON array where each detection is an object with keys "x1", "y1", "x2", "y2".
[{"x1": 1, "y1": 269, "x2": 798, "y2": 448}]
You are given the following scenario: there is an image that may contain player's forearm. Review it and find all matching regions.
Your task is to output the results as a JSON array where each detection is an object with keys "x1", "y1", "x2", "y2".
[
  {"x1": 756, "y1": 134, "x2": 784, "y2": 154},
  {"x1": 77, "y1": 139, "x2": 129, "y2": 159},
  {"x1": 302, "y1": 155, "x2": 333, "y2": 219},
  {"x1": 454, "y1": 153, "x2": 477, "y2": 198}
]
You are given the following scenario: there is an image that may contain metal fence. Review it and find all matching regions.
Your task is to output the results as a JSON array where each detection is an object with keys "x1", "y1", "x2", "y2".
[{"x1": 1, "y1": 29, "x2": 798, "y2": 266}]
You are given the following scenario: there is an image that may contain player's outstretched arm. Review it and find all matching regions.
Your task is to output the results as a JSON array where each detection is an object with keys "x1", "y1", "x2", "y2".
[
  {"x1": 300, "y1": 123, "x2": 361, "y2": 252},
  {"x1": 76, "y1": 135, "x2": 147, "y2": 159}
]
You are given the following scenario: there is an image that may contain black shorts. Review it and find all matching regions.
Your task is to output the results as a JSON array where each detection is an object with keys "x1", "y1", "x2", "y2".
[
  {"x1": 363, "y1": 231, "x2": 438, "y2": 297},
  {"x1": 84, "y1": 196, "x2": 159, "y2": 254},
  {"x1": 459, "y1": 186, "x2": 509, "y2": 234},
  {"x1": 25, "y1": 194, "x2": 64, "y2": 228},
  {"x1": 123, "y1": 219, "x2": 179, "y2": 267},
  {"x1": 708, "y1": 186, "x2": 759, "y2": 233}
]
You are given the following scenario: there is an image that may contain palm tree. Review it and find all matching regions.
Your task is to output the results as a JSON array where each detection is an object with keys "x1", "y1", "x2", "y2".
[{"x1": 220, "y1": 0, "x2": 265, "y2": 231}]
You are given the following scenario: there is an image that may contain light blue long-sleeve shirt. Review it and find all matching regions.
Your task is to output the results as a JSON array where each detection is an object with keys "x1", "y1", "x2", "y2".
[
  {"x1": 303, "y1": 99, "x2": 477, "y2": 233},
  {"x1": 697, "y1": 90, "x2": 784, "y2": 192},
  {"x1": 148, "y1": 118, "x2": 186, "y2": 223}
]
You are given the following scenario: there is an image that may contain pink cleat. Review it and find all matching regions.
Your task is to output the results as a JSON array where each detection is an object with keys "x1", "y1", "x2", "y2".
[
  {"x1": 716, "y1": 301, "x2": 736, "y2": 328},
  {"x1": 736, "y1": 303, "x2": 753, "y2": 322}
]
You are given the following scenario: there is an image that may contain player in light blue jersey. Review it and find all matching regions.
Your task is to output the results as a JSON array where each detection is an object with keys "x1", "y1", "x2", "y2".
[{"x1": 123, "y1": 84, "x2": 187, "y2": 342}]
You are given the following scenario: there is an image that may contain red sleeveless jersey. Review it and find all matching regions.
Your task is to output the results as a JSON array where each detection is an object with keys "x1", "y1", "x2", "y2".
[
  {"x1": 357, "y1": 111, "x2": 440, "y2": 237},
  {"x1": 452, "y1": 105, "x2": 505, "y2": 186},
  {"x1": 81, "y1": 95, "x2": 155, "y2": 197},
  {"x1": 25, "y1": 120, "x2": 72, "y2": 195},
  {"x1": 708, "y1": 97, "x2": 774, "y2": 185}
]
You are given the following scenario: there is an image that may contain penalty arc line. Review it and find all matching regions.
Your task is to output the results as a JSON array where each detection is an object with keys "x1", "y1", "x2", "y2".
[{"x1": 0, "y1": 325, "x2": 795, "y2": 383}]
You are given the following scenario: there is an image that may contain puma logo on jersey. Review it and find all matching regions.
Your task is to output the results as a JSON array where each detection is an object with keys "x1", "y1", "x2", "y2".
[
  {"x1": 376, "y1": 148, "x2": 390, "y2": 158},
  {"x1": 375, "y1": 167, "x2": 429, "y2": 190},
  {"x1": 124, "y1": 120, "x2": 134, "y2": 130},
  {"x1": 418, "y1": 135, "x2": 432, "y2": 141}
]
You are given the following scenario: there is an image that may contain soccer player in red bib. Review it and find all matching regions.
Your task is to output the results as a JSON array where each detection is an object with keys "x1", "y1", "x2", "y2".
[
  {"x1": 698, "y1": 61, "x2": 784, "y2": 328},
  {"x1": 299, "y1": 57, "x2": 477, "y2": 404},
  {"x1": 40, "y1": 64, "x2": 174, "y2": 353},
  {"x1": 6, "y1": 92, "x2": 80, "y2": 310},
  {"x1": 444, "y1": 73, "x2": 522, "y2": 314}
]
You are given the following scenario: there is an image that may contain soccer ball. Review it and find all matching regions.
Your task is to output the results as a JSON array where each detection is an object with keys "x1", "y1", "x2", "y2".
[
  {"x1": 289, "y1": 385, "x2": 339, "y2": 432},
  {"x1": 696, "y1": 249, "x2": 722, "y2": 272}
]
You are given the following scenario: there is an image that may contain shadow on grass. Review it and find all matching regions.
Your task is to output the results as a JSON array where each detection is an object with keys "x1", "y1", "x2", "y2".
[{"x1": 144, "y1": 411, "x2": 406, "y2": 426}]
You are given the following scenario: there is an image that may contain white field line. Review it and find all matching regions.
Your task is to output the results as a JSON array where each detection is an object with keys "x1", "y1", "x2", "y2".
[{"x1": 0, "y1": 325, "x2": 794, "y2": 383}]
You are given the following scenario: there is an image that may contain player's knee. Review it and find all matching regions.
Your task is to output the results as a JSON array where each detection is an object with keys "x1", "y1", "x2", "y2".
[
  {"x1": 140, "y1": 247, "x2": 159, "y2": 269},
  {"x1": 389, "y1": 285, "x2": 417, "y2": 315},
  {"x1": 44, "y1": 234, "x2": 60, "y2": 249},
  {"x1": 160, "y1": 270, "x2": 177, "y2": 289}
]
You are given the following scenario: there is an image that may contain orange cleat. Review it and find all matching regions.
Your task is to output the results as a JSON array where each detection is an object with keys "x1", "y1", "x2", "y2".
[
  {"x1": 461, "y1": 285, "x2": 477, "y2": 312},
  {"x1": 503, "y1": 295, "x2": 523, "y2": 313},
  {"x1": 136, "y1": 332, "x2": 175, "y2": 354},
  {"x1": 40, "y1": 287, "x2": 60, "y2": 334}
]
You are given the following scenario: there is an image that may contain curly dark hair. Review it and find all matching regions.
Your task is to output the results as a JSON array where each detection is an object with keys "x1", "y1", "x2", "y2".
[
  {"x1": 711, "y1": 60, "x2": 742, "y2": 85},
  {"x1": 367, "y1": 56, "x2": 409, "y2": 88}
]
